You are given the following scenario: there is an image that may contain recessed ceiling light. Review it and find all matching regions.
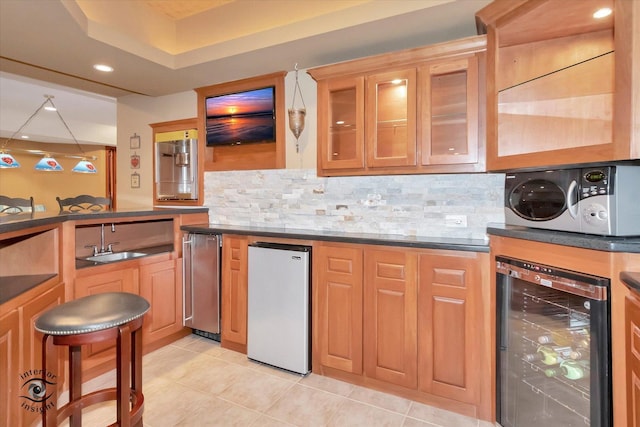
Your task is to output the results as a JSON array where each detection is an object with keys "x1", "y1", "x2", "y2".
[
  {"x1": 93, "y1": 64, "x2": 114, "y2": 72},
  {"x1": 44, "y1": 106, "x2": 57, "y2": 111},
  {"x1": 593, "y1": 7, "x2": 612, "y2": 19},
  {"x1": 21, "y1": 135, "x2": 30, "y2": 139}
]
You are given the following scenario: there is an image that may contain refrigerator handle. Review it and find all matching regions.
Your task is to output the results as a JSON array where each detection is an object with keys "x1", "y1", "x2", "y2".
[
  {"x1": 499, "y1": 275, "x2": 511, "y2": 351},
  {"x1": 182, "y1": 235, "x2": 193, "y2": 324}
]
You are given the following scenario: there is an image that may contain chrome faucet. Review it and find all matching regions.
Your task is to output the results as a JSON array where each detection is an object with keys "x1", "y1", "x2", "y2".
[{"x1": 85, "y1": 223, "x2": 118, "y2": 256}]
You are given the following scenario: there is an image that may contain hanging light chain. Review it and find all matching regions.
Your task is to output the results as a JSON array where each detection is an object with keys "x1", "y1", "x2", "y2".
[
  {"x1": 290, "y1": 63, "x2": 306, "y2": 110},
  {"x1": 46, "y1": 96, "x2": 87, "y2": 155},
  {"x1": 1, "y1": 96, "x2": 50, "y2": 149}
]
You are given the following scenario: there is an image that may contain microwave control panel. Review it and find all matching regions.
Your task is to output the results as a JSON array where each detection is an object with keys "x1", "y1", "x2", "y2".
[{"x1": 579, "y1": 167, "x2": 611, "y2": 200}]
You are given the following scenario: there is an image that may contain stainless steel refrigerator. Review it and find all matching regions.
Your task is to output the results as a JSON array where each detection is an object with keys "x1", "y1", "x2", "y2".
[
  {"x1": 247, "y1": 242, "x2": 311, "y2": 375},
  {"x1": 182, "y1": 232, "x2": 221, "y2": 338}
]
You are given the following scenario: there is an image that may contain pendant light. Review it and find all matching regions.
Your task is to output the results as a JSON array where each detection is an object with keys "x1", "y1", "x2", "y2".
[
  {"x1": 34, "y1": 156, "x2": 63, "y2": 171},
  {"x1": 0, "y1": 152, "x2": 20, "y2": 168},
  {"x1": 0, "y1": 95, "x2": 98, "y2": 173},
  {"x1": 288, "y1": 64, "x2": 306, "y2": 153}
]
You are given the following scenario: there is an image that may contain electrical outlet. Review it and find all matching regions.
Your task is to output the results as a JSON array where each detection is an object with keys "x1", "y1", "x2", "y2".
[{"x1": 445, "y1": 214, "x2": 467, "y2": 228}]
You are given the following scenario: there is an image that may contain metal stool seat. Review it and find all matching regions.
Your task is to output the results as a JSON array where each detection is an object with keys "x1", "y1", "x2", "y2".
[{"x1": 35, "y1": 292, "x2": 150, "y2": 427}]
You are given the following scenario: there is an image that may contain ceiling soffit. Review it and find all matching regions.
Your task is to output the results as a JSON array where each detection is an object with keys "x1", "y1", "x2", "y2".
[{"x1": 67, "y1": 0, "x2": 456, "y2": 69}]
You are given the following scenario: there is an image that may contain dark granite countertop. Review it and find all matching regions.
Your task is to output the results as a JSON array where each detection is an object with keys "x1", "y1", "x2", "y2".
[
  {"x1": 0, "y1": 274, "x2": 57, "y2": 305},
  {"x1": 621, "y1": 272, "x2": 640, "y2": 294},
  {"x1": 181, "y1": 223, "x2": 489, "y2": 252},
  {"x1": 0, "y1": 207, "x2": 208, "y2": 235},
  {"x1": 487, "y1": 223, "x2": 640, "y2": 253}
]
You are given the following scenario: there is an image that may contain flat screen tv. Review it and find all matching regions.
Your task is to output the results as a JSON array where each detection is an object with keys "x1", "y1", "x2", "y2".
[{"x1": 205, "y1": 86, "x2": 276, "y2": 146}]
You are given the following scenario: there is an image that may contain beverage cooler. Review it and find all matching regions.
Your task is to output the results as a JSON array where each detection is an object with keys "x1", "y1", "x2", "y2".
[
  {"x1": 496, "y1": 256, "x2": 611, "y2": 427},
  {"x1": 154, "y1": 129, "x2": 198, "y2": 201}
]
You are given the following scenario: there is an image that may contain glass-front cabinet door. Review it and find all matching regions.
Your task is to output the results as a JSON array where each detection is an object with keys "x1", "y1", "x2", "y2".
[
  {"x1": 318, "y1": 76, "x2": 365, "y2": 171},
  {"x1": 420, "y1": 56, "x2": 478, "y2": 165},
  {"x1": 366, "y1": 69, "x2": 417, "y2": 168}
]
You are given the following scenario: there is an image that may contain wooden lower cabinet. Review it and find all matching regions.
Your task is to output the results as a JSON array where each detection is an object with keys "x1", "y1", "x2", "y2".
[
  {"x1": 626, "y1": 291, "x2": 640, "y2": 427},
  {"x1": 418, "y1": 251, "x2": 483, "y2": 404},
  {"x1": 74, "y1": 267, "x2": 137, "y2": 298},
  {"x1": 364, "y1": 248, "x2": 418, "y2": 388},
  {"x1": 139, "y1": 258, "x2": 183, "y2": 347},
  {"x1": 313, "y1": 242, "x2": 489, "y2": 419},
  {"x1": 0, "y1": 309, "x2": 19, "y2": 427},
  {"x1": 313, "y1": 243, "x2": 363, "y2": 374},
  {"x1": 0, "y1": 281, "x2": 64, "y2": 427},
  {"x1": 221, "y1": 234, "x2": 248, "y2": 353}
]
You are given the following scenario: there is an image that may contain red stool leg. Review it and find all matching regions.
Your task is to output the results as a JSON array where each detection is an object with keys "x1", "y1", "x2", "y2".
[
  {"x1": 132, "y1": 324, "x2": 144, "y2": 427},
  {"x1": 68, "y1": 345, "x2": 82, "y2": 427},
  {"x1": 117, "y1": 323, "x2": 132, "y2": 427}
]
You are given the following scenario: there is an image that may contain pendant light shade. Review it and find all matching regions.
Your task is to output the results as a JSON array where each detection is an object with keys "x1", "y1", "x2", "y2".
[
  {"x1": 72, "y1": 159, "x2": 97, "y2": 173},
  {"x1": 34, "y1": 156, "x2": 63, "y2": 171},
  {"x1": 0, "y1": 152, "x2": 20, "y2": 168}
]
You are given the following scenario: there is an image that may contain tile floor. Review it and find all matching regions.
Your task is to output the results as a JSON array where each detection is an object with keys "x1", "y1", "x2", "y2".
[{"x1": 60, "y1": 334, "x2": 497, "y2": 427}]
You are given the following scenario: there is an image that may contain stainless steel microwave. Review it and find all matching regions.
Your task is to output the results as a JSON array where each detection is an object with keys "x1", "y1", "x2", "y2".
[{"x1": 504, "y1": 165, "x2": 640, "y2": 236}]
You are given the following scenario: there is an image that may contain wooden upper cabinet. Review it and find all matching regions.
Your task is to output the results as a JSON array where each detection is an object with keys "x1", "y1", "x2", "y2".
[
  {"x1": 318, "y1": 76, "x2": 365, "y2": 171},
  {"x1": 420, "y1": 55, "x2": 480, "y2": 167},
  {"x1": 476, "y1": 0, "x2": 638, "y2": 170},
  {"x1": 366, "y1": 68, "x2": 417, "y2": 168},
  {"x1": 309, "y1": 36, "x2": 487, "y2": 177}
]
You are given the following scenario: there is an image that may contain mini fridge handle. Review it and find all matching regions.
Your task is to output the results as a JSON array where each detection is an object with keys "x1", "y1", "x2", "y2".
[{"x1": 182, "y1": 235, "x2": 193, "y2": 324}]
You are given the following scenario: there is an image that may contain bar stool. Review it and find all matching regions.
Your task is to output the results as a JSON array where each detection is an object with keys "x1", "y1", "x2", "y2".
[{"x1": 35, "y1": 292, "x2": 150, "y2": 427}]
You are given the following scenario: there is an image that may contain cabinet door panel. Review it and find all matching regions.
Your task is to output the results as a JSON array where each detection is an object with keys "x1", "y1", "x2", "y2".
[
  {"x1": 421, "y1": 56, "x2": 479, "y2": 165},
  {"x1": 19, "y1": 283, "x2": 65, "y2": 427},
  {"x1": 140, "y1": 259, "x2": 182, "y2": 345},
  {"x1": 626, "y1": 294, "x2": 640, "y2": 427},
  {"x1": 366, "y1": 69, "x2": 417, "y2": 168},
  {"x1": 318, "y1": 77, "x2": 365, "y2": 170},
  {"x1": 418, "y1": 252, "x2": 480, "y2": 403},
  {"x1": 364, "y1": 248, "x2": 417, "y2": 388},
  {"x1": 1, "y1": 310, "x2": 20, "y2": 427},
  {"x1": 314, "y1": 244, "x2": 363, "y2": 374},
  {"x1": 221, "y1": 235, "x2": 248, "y2": 350},
  {"x1": 74, "y1": 269, "x2": 137, "y2": 359}
]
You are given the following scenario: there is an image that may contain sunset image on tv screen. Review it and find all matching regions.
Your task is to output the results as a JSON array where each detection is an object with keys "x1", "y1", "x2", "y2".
[{"x1": 205, "y1": 87, "x2": 275, "y2": 146}]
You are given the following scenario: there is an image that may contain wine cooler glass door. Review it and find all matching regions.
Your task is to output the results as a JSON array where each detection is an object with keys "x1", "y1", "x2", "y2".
[{"x1": 496, "y1": 257, "x2": 611, "y2": 427}]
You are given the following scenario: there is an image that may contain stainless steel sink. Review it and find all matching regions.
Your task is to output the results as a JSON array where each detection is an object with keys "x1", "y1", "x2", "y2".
[{"x1": 85, "y1": 251, "x2": 146, "y2": 263}]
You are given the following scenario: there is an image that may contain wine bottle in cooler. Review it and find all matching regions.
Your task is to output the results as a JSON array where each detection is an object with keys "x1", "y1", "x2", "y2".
[
  {"x1": 560, "y1": 360, "x2": 590, "y2": 380},
  {"x1": 544, "y1": 367, "x2": 562, "y2": 378},
  {"x1": 523, "y1": 352, "x2": 543, "y2": 363},
  {"x1": 537, "y1": 328, "x2": 589, "y2": 346},
  {"x1": 537, "y1": 345, "x2": 571, "y2": 365}
]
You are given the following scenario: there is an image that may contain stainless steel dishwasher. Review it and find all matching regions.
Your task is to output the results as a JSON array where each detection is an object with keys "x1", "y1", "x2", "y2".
[
  {"x1": 182, "y1": 232, "x2": 221, "y2": 340},
  {"x1": 247, "y1": 242, "x2": 311, "y2": 375}
]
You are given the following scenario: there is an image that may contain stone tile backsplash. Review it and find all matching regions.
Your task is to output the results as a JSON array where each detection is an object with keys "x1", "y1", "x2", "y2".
[{"x1": 204, "y1": 169, "x2": 505, "y2": 240}]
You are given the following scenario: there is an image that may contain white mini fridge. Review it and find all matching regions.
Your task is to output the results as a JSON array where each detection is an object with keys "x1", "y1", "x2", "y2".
[{"x1": 247, "y1": 242, "x2": 311, "y2": 375}]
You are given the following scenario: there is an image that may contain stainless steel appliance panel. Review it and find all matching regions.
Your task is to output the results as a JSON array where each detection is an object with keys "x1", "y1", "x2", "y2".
[
  {"x1": 183, "y1": 233, "x2": 221, "y2": 336},
  {"x1": 247, "y1": 242, "x2": 311, "y2": 375},
  {"x1": 155, "y1": 137, "x2": 198, "y2": 200}
]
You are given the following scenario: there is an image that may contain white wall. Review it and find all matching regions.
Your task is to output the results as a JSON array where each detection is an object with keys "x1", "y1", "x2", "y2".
[{"x1": 115, "y1": 70, "x2": 318, "y2": 208}]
